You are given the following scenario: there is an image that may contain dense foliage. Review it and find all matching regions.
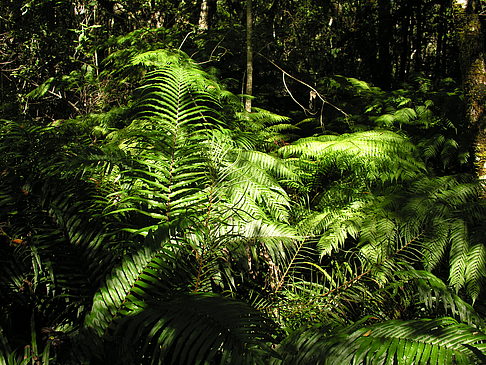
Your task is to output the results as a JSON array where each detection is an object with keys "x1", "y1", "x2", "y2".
[{"x1": 1, "y1": 0, "x2": 485, "y2": 364}]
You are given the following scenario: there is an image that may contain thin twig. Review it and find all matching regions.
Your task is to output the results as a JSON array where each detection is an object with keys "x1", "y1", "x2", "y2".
[
  {"x1": 197, "y1": 37, "x2": 228, "y2": 65},
  {"x1": 282, "y1": 73, "x2": 308, "y2": 113},
  {"x1": 178, "y1": 31, "x2": 194, "y2": 50},
  {"x1": 258, "y1": 52, "x2": 349, "y2": 119}
]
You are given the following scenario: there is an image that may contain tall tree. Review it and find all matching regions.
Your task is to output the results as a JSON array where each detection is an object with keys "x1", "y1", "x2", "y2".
[
  {"x1": 245, "y1": 0, "x2": 253, "y2": 112},
  {"x1": 455, "y1": 0, "x2": 486, "y2": 179},
  {"x1": 377, "y1": 0, "x2": 393, "y2": 88},
  {"x1": 198, "y1": 0, "x2": 217, "y2": 31}
]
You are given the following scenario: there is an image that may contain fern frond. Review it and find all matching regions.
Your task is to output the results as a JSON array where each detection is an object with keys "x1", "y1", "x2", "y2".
[
  {"x1": 465, "y1": 244, "x2": 486, "y2": 303},
  {"x1": 448, "y1": 220, "x2": 469, "y2": 291},
  {"x1": 279, "y1": 130, "x2": 425, "y2": 183},
  {"x1": 222, "y1": 150, "x2": 295, "y2": 223},
  {"x1": 279, "y1": 317, "x2": 486, "y2": 364},
  {"x1": 395, "y1": 270, "x2": 484, "y2": 327},
  {"x1": 111, "y1": 293, "x2": 279, "y2": 365},
  {"x1": 83, "y1": 226, "x2": 173, "y2": 336}
]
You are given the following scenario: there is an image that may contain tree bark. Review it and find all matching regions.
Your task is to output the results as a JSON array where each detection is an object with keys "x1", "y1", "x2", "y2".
[
  {"x1": 245, "y1": 0, "x2": 253, "y2": 113},
  {"x1": 455, "y1": 0, "x2": 486, "y2": 180},
  {"x1": 413, "y1": 1, "x2": 424, "y2": 73},
  {"x1": 435, "y1": 0, "x2": 448, "y2": 77},
  {"x1": 198, "y1": 0, "x2": 217, "y2": 31},
  {"x1": 377, "y1": 0, "x2": 393, "y2": 88},
  {"x1": 398, "y1": 2, "x2": 412, "y2": 81}
]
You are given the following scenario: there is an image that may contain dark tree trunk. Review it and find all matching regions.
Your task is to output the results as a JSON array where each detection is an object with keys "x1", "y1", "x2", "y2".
[
  {"x1": 435, "y1": 0, "x2": 449, "y2": 77},
  {"x1": 456, "y1": 0, "x2": 486, "y2": 180},
  {"x1": 413, "y1": 1, "x2": 424, "y2": 73},
  {"x1": 377, "y1": 0, "x2": 393, "y2": 88},
  {"x1": 245, "y1": 0, "x2": 253, "y2": 112},
  {"x1": 397, "y1": 1, "x2": 412, "y2": 81}
]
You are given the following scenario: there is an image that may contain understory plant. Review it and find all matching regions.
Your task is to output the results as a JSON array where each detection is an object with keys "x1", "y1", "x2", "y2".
[{"x1": 0, "y1": 47, "x2": 485, "y2": 364}]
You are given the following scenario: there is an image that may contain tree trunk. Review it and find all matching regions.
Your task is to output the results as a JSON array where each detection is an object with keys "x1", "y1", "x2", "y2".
[
  {"x1": 198, "y1": 0, "x2": 217, "y2": 31},
  {"x1": 413, "y1": 1, "x2": 424, "y2": 73},
  {"x1": 398, "y1": 2, "x2": 412, "y2": 82},
  {"x1": 377, "y1": 0, "x2": 393, "y2": 88},
  {"x1": 455, "y1": 0, "x2": 486, "y2": 180},
  {"x1": 245, "y1": 0, "x2": 253, "y2": 113},
  {"x1": 435, "y1": 0, "x2": 448, "y2": 77}
]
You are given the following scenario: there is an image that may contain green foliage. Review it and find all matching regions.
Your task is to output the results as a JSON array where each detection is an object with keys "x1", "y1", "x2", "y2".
[
  {"x1": 1, "y1": 41, "x2": 485, "y2": 365},
  {"x1": 277, "y1": 317, "x2": 486, "y2": 364},
  {"x1": 111, "y1": 293, "x2": 278, "y2": 364}
]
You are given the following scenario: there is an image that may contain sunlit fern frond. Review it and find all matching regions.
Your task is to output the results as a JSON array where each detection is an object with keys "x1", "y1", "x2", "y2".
[
  {"x1": 104, "y1": 61, "x2": 300, "y2": 239},
  {"x1": 400, "y1": 176, "x2": 485, "y2": 300},
  {"x1": 100, "y1": 64, "x2": 225, "y2": 234},
  {"x1": 279, "y1": 130, "x2": 425, "y2": 183},
  {"x1": 222, "y1": 150, "x2": 297, "y2": 224},
  {"x1": 234, "y1": 108, "x2": 298, "y2": 149},
  {"x1": 465, "y1": 244, "x2": 486, "y2": 304},
  {"x1": 297, "y1": 168, "x2": 485, "y2": 301},
  {"x1": 277, "y1": 317, "x2": 486, "y2": 365},
  {"x1": 234, "y1": 219, "x2": 299, "y2": 265}
]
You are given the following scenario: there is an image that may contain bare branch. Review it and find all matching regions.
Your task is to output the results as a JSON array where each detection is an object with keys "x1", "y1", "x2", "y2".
[{"x1": 258, "y1": 53, "x2": 349, "y2": 119}]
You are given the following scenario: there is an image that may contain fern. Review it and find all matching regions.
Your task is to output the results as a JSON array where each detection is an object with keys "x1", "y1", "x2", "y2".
[
  {"x1": 3, "y1": 42, "x2": 485, "y2": 364},
  {"x1": 465, "y1": 244, "x2": 486, "y2": 304},
  {"x1": 280, "y1": 130, "x2": 425, "y2": 186},
  {"x1": 110, "y1": 293, "x2": 279, "y2": 365},
  {"x1": 278, "y1": 317, "x2": 486, "y2": 364},
  {"x1": 395, "y1": 270, "x2": 484, "y2": 327}
]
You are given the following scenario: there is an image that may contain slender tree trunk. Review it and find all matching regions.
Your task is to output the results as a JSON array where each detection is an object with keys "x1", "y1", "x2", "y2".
[
  {"x1": 435, "y1": 0, "x2": 448, "y2": 77},
  {"x1": 413, "y1": 1, "x2": 424, "y2": 72},
  {"x1": 198, "y1": 0, "x2": 216, "y2": 31},
  {"x1": 398, "y1": 3, "x2": 412, "y2": 81},
  {"x1": 245, "y1": 0, "x2": 253, "y2": 113},
  {"x1": 377, "y1": 0, "x2": 393, "y2": 88},
  {"x1": 455, "y1": 0, "x2": 486, "y2": 180}
]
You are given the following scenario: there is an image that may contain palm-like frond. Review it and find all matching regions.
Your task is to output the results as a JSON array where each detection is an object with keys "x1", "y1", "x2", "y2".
[
  {"x1": 395, "y1": 270, "x2": 484, "y2": 326},
  {"x1": 465, "y1": 244, "x2": 486, "y2": 303},
  {"x1": 0, "y1": 121, "x2": 127, "y2": 361},
  {"x1": 110, "y1": 293, "x2": 279, "y2": 365},
  {"x1": 278, "y1": 317, "x2": 486, "y2": 364},
  {"x1": 286, "y1": 143, "x2": 485, "y2": 300},
  {"x1": 3, "y1": 42, "x2": 485, "y2": 365}
]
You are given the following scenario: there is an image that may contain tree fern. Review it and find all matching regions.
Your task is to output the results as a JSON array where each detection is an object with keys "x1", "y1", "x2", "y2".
[
  {"x1": 395, "y1": 270, "x2": 484, "y2": 326},
  {"x1": 3, "y1": 41, "x2": 485, "y2": 365},
  {"x1": 283, "y1": 136, "x2": 485, "y2": 300}
]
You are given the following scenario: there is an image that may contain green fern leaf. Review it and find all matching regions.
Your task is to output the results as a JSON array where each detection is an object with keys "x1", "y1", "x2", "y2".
[
  {"x1": 279, "y1": 317, "x2": 486, "y2": 365},
  {"x1": 84, "y1": 226, "x2": 171, "y2": 335},
  {"x1": 465, "y1": 244, "x2": 486, "y2": 303},
  {"x1": 111, "y1": 293, "x2": 278, "y2": 365}
]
